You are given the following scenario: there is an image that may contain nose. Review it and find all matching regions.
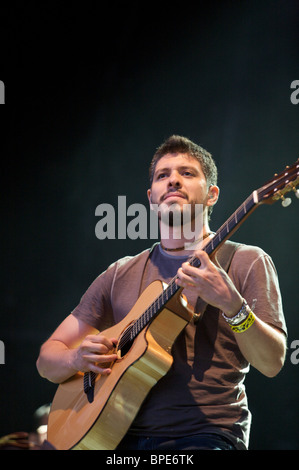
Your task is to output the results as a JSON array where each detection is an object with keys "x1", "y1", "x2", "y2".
[{"x1": 168, "y1": 170, "x2": 182, "y2": 188}]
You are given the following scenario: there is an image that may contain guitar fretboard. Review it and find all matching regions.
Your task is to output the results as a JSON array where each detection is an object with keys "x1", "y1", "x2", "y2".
[
  {"x1": 84, "y1": 159, "x2": 299, "y2": 402},
  {"x1": 127, "y1": 192, "x2": 258, "y2": 343}
]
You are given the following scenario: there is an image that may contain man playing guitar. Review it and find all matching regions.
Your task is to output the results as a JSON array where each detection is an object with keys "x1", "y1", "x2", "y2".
[{"x1": 36, "y1": 135, "x2": 287, "y2": 450}]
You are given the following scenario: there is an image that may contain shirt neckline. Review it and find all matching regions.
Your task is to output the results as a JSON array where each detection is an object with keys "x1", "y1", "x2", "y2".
[{"x1": 158, "y1": 243, "x2": 192, "y2": 260}]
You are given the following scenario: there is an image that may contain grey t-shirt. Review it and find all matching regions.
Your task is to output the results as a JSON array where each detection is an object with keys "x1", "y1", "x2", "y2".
[{"x1": 72, "y1": 242, "x2": 286, "y2": 449}]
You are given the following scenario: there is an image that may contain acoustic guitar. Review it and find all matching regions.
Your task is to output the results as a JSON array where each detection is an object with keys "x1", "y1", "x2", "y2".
[{"x1": 47, "y1": 160, "x2": 299, "y2": 450}]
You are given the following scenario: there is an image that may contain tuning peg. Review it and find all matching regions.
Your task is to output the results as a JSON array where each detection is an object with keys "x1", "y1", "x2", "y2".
[
  {"x1": 293, "y1": 187, "x2": 299, "y2": 199},
  {"x1": 281, "y1": 196, "x2": 292, "y2": 207}
]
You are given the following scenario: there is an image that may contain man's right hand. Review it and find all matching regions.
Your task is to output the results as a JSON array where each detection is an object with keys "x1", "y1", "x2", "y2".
[
  {"x1": 37, "y1": 315, "x2": 119, "y2": 383},
  {"x1": 72, "y1": 334, "x2": 119, "y2": 375}
]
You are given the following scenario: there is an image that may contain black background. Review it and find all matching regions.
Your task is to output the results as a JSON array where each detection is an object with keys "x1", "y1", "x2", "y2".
[{"x1": 1, "y1": 1, "x2": 298, "y2": 449}]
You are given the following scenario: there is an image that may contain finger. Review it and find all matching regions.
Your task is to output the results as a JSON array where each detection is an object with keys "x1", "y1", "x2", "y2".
[
  {"x1": 87, "y1": 334, "x2": 118, "y2": 349},
  {"x1": 193, "y1": 249, "x2": 211, "y2": 267},
  {"x1": 90, "y1": 343, "x2": 116, "y2": 355},
  {"x1": 88, "y1": 363, "x2": 114, "y2": 375},
  {"x1": 176, "y1": 268, "x2": 197, "y2": 288},
  {"x1": 180, "y1": 262, "x2": 200, "y2": 278},
  {"x1": 83, "y1": 336, "x2": 118, "y2": 355},
  {"x1": 81, "y1": 352, "x2": 119, "y2": 375},
  {"x1": 82, "y1": 353, "x2": 118, "y2": 364}
]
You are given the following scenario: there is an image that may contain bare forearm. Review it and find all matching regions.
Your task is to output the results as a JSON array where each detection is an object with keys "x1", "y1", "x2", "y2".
[
  {"x1": 176, "y1": 251, "x2": 286, "y2": 378},
  {"x1": 233, "y1": 315, "x2": 286, "y2": 377},
  {"x1": 36, "y1": 340, "x2": 79, "y2": 384},
  {"x1": 36, "y1": 324, "x2": 119, "y2": 384}
]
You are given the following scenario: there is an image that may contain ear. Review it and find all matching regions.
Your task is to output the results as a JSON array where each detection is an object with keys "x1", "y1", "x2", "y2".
[
  {"x1": 147, "y1": 189, "x2": 152, "y2": 205},
  {"x1": 206, "y1": 185, "x2": 220, "y2": 208}
]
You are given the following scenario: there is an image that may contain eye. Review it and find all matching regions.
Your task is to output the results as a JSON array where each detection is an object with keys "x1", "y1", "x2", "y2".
[
  {"x1": 182, "y1": 170, "x2": 194, "y2": 176},
  {"x1": 156, "y1": 172, "x2": 167, "y2": 180}
]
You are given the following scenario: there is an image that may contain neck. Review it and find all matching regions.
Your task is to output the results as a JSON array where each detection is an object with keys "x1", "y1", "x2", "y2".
[{"x1": 160, "y1": 222, "x2": 212, "y2": 255}]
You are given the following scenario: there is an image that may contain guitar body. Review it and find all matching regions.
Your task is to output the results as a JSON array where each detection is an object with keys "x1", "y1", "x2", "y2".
[
  {"x1": 47, "y1": 280, "x2": 193, "y2": 450},
  {"x1": 46, "y1": 158, "x2": 299, "y2": 450}
]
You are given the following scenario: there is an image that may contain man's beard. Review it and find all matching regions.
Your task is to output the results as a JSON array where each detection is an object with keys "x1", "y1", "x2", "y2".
[
  {"x1": 159, "y1": 202, "x2": 186, "y2": 227},
  {"x1": 154, "y1": 201, "x2": 204, "y2": 241}
]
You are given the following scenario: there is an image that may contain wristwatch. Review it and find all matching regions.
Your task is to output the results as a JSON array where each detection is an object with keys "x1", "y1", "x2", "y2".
[{"x1": 222, "y1": 299, "x2": 251, "y2": 325}]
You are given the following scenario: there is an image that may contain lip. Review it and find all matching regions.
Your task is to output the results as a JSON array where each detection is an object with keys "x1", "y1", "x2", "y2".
[{"x1": 163, "y1": 192, "x2": 186, "y2": 201}]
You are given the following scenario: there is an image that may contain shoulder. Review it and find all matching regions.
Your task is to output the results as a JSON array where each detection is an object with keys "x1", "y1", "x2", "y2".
[
  {"x1": 109, "y1": 247, "x2": 152, "y2": 273},
  {"x1": 75, "y1": 247, "x2": 153, "y2": 301},
  {"x1": 230, "y1": 242, "x2": 279, "y2": 284},
  {"x1": 95, "y1": 247, "x2": 153, "y2": 287},
  {"x1": 232, "y1": 243, "x2": 275, "y2": 269},
  {"x1": 233, "y1": 243, "x2": 269, "y2": 261}
]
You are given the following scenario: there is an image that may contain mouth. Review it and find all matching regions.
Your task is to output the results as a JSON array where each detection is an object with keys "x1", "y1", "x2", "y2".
[{"x1": 162, "y1": 191, "x2": 187, "y2": 202}]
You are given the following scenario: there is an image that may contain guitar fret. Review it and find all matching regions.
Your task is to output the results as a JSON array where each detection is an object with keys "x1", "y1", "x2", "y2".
[
  {"x1": 169, "y1": 282, "x2": 174, "y2": 296},
  {"x1": 229, "y1": 217, "x2": 235, "y2": 231},
  {"x1": 127, "y1": 192, "x2": 262, "y2": 345},
  {"x1": 133, "y1": 321, "x2": 138, "y2": 338},
  {"x1": 143, "y1": 310, "x2": 148, "y2": 324},
  {"x1": 95, "y1": 162, "x2": 299, "y2": 381},
  {"x1": 115, "y1": 161, "x2": 299, "y2": 369}
]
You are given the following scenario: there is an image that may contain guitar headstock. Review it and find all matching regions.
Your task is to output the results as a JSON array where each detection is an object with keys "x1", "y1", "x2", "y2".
[{"x1": 257, "y1": 159, "x2": 299, "y2": 207}]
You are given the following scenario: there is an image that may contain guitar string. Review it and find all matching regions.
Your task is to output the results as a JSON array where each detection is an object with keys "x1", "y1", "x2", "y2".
[
  {"x1": 87, "y1": 164, "x2": 299, "y2": 386},
  {"x1": 117, "y1": 193, "x2": 257, "y2": 350},
  {"x1": 117, "y1": 166, "x2": 299, "y2": 352}
]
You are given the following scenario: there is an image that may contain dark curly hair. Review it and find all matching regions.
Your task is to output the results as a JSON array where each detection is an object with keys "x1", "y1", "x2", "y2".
[{"x1": 149, "y1": 135, "x2": 218, "y2": 218}]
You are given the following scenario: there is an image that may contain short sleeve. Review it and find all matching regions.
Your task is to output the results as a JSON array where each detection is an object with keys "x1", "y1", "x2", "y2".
[
  {"x1": 71, "y1": 261, "x2": 118, "y2": 331},
  {"x1": 229, "y1": 245, "x2": 287, "y2": 336}
]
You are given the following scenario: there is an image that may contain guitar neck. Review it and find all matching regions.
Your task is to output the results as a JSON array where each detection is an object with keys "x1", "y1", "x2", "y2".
[
  {"x1": 131, "y1": 191, "x2": 259, "y2": 339},
  {"x1": 191, "y1": 191, "x2": 259, "y2": 265},
  {"x1": 84, "y1": 158, "x2": 298, "y2": 406}
]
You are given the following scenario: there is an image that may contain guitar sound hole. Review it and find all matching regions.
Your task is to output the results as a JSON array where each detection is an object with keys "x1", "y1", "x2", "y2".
[
  {"x1": 118, "y1": 338, "x2": 134, "y2": 358},
  {"x1": 117, "y1": 324, "x2": 135, "y2": 358}
]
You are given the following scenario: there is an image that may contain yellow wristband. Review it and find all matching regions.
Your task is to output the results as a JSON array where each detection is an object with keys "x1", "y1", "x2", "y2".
[{"x1": 230, "y1": 310, "x2": 255, "y2": 333}]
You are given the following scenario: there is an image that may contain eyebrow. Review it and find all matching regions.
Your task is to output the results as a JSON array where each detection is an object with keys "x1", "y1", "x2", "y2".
[{"x1": 154, "y1": 164, "x2": 201, "y2": 175}]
